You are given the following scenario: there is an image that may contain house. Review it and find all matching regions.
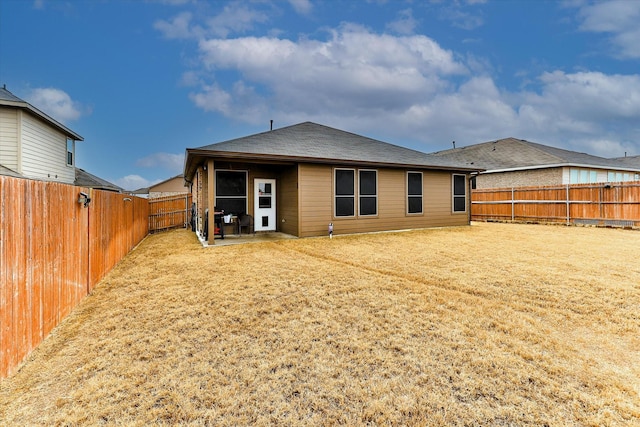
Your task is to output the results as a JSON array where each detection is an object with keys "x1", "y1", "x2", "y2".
[
  {"x1": 430, "y1": 137, "x2": 640, "y2": 189},
  {"x1": 183, "y1": 122, "x2": 480, "y2": 242},
  {"x1": 130, "y1": 174, "x2": 188, "y2": 198},
  {"x1": 611, "y1": 154, "x2": 640, "y2": 169},
  {"x1": 0, "y1": 85, "x2": 83, "y2": 184},
  {"x1": 148, "y1": 174, "x2": 188, "y2": 198},
  {"x1": 74, "y1": 168, "x2": 123, "y2": 192}
]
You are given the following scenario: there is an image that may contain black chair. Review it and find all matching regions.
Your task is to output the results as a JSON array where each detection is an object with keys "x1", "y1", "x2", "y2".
[{"x1": 238, "y1": 214, "x2": 254, "y2": 234}]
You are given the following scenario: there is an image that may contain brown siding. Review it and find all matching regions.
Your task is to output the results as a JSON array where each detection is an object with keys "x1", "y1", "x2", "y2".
[
  {"x1": 278, "y1": 165, "x2": 299, "y2": 236},
  {"x1": 298, "y1": 164, "x2": 469, "y2": 238},
  {"x1": 298, "y1": 164, "x2": 334, "y2": 237}
]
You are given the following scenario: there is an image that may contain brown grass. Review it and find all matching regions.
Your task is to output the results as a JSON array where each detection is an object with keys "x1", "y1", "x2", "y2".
[{"x1": 1, "y1": 222, "x2": 639, "y2": 426}]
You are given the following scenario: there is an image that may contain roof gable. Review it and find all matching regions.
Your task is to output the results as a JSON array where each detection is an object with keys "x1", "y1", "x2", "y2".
[
  {"x1": 0, "y1": 85, "x2": 83, "y2": 141},
  {"x1": 186, "y1": 122, "x2": 477, "y2": 179}
]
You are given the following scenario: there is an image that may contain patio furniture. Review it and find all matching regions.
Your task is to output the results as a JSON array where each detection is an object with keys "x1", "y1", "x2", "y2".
[{"x1": 238, "y1": 214, "x2": 254, "y2": 234}]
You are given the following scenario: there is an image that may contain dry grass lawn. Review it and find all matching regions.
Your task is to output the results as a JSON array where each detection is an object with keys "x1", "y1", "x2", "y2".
[{"x1": 1, "y1": 222, "x2": 639, "y2": 426}]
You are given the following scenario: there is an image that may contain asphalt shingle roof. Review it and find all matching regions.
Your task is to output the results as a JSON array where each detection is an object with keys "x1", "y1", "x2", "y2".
[
  {"x1": 431, "y1": 137, "x2": 640, "y2": 171},
  {"x1": 0, "y1": 86, "x2": 24, "y2": 103},
  {"x1": 610, "y1": 155, "x2": 640, "y2": 168},
  {"x1": 189, "y1": 122, "x2": 478, "y2": 171},
  {"x1": 75, "y1": 168, "x2": 123, "y2": 192}
]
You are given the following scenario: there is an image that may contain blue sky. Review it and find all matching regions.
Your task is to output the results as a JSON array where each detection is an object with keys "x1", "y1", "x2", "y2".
[{"x1": 1, "y1": 0, "x2": 639, "y2": 190}]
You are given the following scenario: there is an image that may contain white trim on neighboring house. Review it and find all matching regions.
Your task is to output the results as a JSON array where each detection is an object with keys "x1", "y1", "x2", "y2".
[{"x1": 485, "y1": 163, "x2": 640, "y2": 175}]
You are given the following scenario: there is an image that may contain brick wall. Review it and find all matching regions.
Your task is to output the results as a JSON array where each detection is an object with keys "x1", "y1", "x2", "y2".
[{"x1": 477, "y1": 167, "x2": 563, "y2": 189}]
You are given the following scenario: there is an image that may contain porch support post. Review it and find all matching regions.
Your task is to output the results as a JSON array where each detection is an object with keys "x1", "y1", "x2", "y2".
[{"x1": 207, "y1": 159, "x2": 215, "y2": 244}]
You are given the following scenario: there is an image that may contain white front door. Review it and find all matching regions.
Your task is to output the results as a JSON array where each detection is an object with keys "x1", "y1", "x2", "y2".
[{"x1": 254, "y1": 179, "x2": 276, "y2": 232}]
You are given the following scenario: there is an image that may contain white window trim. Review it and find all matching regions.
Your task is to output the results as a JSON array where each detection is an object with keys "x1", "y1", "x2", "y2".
[
  {"x1": 66, "y1": 138, "x2": 74, "y2": 167},
  {"x1": 406, "y1": 171, "x2": 423, "y2": 215}
]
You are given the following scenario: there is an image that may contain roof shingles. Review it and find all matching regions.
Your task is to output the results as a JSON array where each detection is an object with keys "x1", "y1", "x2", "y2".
[{"x1": 188, "y1": 122, "x2": 478, "y2": 172}]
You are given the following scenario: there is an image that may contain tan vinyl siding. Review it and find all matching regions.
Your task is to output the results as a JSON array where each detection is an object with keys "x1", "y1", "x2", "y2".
[
  {"x1": 278, "y1": 165, "x2": 299, "y2": 236},
  {"x1": 0, "y1": 108, "x2": 19, "y2": 171},
  {"x1": 149, "y1": 177, "x2": 188, "y2": 195},
  {"x1": 20, "y1": 113, "x2": 75, "y2": 184},
  {"x1": 298, "y1": 164, "x2": 469, "y2": 238},
  {"x1": 298, "y1": 164, "x2": 333, "y2": 237}
]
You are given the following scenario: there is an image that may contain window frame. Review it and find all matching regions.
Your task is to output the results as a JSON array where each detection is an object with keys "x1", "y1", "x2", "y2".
[
  {"x1": 66, "y1": 138, "x2": 74, "y2": 167},
  {"x1": 334, "y1": 168, "x2": 356, "y2": 218},
  {"x1": 215, "y1": 170, "x2": 248, "y2": 215},
  {"x1": 452, "y1": 173, "x2": 467, "y2": 213},
  {"x1": 406, "y1": 171, "x2": 423, "y2": 215},
  {"x1": 358, "y1": 169, "x2": 378, "y2": 217}
]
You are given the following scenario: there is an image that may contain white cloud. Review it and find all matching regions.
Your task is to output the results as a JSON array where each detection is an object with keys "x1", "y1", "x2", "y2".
[
  {"x1": 113, "y1": 174, "x2": 160, "y2": 191},
  {"x1": 169, "y1": 14, "x2": 640, "y2": 156},
  {"x1": 135, "y1": 152, "x2": 185, "y2": 172},
  {"x1": 192, "y1": 25, "x2": 467, "y2": 122},
  {"x1": 206, "y1": 2, "x2": 269, "y2": 38},
  {"x1": 288, "y1": 0, "x2": 312, "y2": 15},
  {"x1": 438, "y1": 4, "x2": 484, "y2": 30},
  {"x1": 386, "y1": 8, "x2": 418, "y2": 35},
  {"x1": 26, "y1": 87, "x2": 89, "y2": 123},
  {"x1": 154, "y1": 11, "x2": 202, "y2": 39},
  {"x1": 155, "y1": 2, "x2": 270, "y2": 39},
  {"x1": 576, "y1": 0, "x2": 640, "y2": 59}
]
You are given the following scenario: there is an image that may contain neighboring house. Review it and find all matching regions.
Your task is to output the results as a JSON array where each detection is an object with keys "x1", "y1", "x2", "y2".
[
  {"x1": 0, "y1": 85, "x2": 83, "y2": 184},
  {"x1": 431, "y1": 137, "x2": 640, "y2": 190},
  {"x1": 610, "y1": 154, "x2": 640, "y2": 169},
  {"x1": 74, "y1": 168, "x2": 123, "y2": 192},
  {"x1": 130, "y1": 174, "x2": 188, "y2": 198},
  {"x1": 184, "y1": 122, "x2": 480, "y2": 241},
  {"x1": 148, "y1": 174, "x2": 188, "y2": 198}
]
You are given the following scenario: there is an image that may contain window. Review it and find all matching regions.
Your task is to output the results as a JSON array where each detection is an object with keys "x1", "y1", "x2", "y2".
[
  {"x1": 215, "y1": 170, "x2": 247, "y2": 215},
  {"x1": 452, "y1": 174, "x2": 466, "y2": 213},
  {"x1": 571, "y1": 168, "x2": 599, "y2": 184},
  {"x1": 335, "y1": 169, "x2": 355, "y2": 217},
  {"x1": 407, "y1": 172, "x2": 423, "y2": 214},
  {"x1": 359, "y1": 170, "x2": 377, "y2": 216},
  {"x1": 66, "y1": 139, "x2": 74, "y2": 166}
]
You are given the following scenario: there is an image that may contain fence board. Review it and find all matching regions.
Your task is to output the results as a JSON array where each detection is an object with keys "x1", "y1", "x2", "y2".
[
  {"x1": 0, "y1": 176, "x2": 149, "y2": 378},
  {"x1": 472, "y1": 182, "x2": 640, "y2": 227},
  {"x1": 149, "y1": 194, "x2": 191, "y2": 233}
]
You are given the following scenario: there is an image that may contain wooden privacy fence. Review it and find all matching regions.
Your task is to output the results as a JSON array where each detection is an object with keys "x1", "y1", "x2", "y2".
[
  {"x1": 0, "y1": 176, "x2": 149, "y2": 378},
  {"x1": 149, "y1": 193, "x2": 192, "y2": 233},
  {"x1": 472, "y1": 182, "x2": 640, "y2": 227}
]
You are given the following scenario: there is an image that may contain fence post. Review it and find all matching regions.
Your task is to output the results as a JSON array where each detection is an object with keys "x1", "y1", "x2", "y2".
[
  {"x1": 566, "y1": 184, "x2": 570, "y2": 225},
  {"x1": 511, "y1": 188, "x2": 515, "y2": 222}
]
